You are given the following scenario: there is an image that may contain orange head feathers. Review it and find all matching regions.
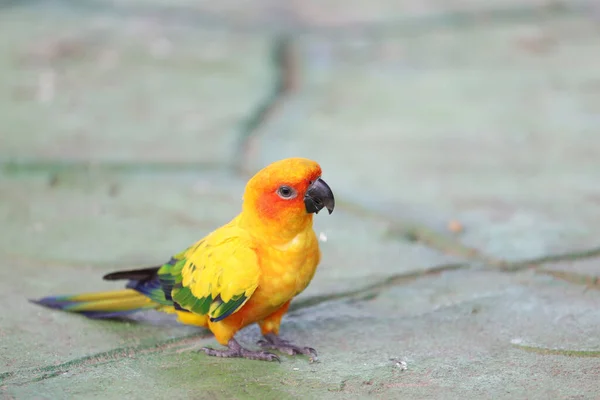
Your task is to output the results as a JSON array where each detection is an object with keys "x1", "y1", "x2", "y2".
[{"x1": 241, "y1": 158, "x2": 335, "y2": 241}]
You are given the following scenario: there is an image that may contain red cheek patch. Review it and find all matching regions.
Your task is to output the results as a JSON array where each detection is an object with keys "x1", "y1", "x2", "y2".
[{"x1": 256, "y1": 192, "x2": 303, "y2": 221}]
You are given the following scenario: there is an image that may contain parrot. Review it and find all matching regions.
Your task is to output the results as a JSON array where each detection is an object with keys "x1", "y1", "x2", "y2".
[{"x1": 32, "y1": 157, "x2": 335, "y2": 362}]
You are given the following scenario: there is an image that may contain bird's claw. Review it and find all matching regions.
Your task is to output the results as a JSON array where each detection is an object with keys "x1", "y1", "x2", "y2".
[{"x1": 257, "y1": 335, "x2": 318, "y2": 358}]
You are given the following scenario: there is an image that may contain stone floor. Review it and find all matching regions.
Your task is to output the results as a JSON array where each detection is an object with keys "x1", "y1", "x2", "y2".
[{"x1": 1, "y1": 1, "x2": 599, "y2": 399}]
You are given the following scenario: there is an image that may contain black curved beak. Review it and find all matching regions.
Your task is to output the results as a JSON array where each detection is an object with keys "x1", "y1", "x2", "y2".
[{"x1": 304, "y1": 178, "x2": 335, "y2": 215}]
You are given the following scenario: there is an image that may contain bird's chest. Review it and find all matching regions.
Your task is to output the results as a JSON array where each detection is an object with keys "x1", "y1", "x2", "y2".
[{"x1": 255, "y1": 236, "x2": 320, "y2": 310}]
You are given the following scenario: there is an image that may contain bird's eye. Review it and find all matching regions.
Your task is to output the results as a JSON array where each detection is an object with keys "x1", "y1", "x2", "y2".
[{"x1": 276, "y1": 185, "x2": 296, "y2": 199}]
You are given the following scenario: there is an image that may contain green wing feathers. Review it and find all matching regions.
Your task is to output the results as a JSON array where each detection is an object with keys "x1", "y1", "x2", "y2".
[{"x1": 171, "y1": 232, "x2": 260, "y2": 322}]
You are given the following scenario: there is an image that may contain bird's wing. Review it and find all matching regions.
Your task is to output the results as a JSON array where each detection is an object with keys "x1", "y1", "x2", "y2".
[{"x1": 166, "y1": 227, "x2": 261, "y2": 322}]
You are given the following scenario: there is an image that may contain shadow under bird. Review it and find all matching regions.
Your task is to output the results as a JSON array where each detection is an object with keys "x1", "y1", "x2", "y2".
[{"x1": 32, "y1": 157, "x2": 335, "y2": 362}]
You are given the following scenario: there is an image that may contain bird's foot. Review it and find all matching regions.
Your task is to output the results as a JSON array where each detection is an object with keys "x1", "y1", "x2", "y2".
[
  {"x1": 200, "y1": 338, "x2": 280, "y2": 362},
  {"x1": 257, "y1": 333, "x2": 318, "y2": 359}
]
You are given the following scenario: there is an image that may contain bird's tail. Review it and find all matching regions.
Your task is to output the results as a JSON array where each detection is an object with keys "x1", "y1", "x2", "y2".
[{"x1": 30, "y1": 289, "x2": 160, "y2": 319}]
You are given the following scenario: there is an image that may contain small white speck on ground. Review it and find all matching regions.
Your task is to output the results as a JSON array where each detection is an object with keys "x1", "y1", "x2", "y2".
[
  {"x1": 390, "y1": 358, "x2": 408, "y2": 371},
  {"x1": 293, "y1": 368, "x2": 299, "y2": 371},
  {"x1": 319, "y1": 232, "x2": 328, "y2": 242}
]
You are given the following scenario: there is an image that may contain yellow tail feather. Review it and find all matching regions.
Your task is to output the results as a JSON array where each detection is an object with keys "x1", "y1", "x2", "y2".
[
  {"x1": 33, "y1": 289, "x2": 160, "y2": 318},
  {"x1": 66, "y1": 296, "x2": 156, "y2": 312},
  {"x1": 67, "y1": 289, "x2": 142, "y2": 302}
]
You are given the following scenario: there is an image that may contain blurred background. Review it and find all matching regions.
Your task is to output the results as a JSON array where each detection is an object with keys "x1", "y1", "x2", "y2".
[
  {"x1": 2, "y1": 0, "x2": 600, "y2": 261},
  {"x1": 2, "y1": 1, "x2": 600, "y2": 397}
]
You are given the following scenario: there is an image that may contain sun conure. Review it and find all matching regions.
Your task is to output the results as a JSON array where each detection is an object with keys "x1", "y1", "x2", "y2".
[{"x1": 32, "y1": 157, "x2": 335, "y2": 362}]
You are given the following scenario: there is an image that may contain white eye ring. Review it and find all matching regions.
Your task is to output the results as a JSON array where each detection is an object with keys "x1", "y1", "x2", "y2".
[{"x1": 277, "y1": 185, "x2": 297, "y2": 199}]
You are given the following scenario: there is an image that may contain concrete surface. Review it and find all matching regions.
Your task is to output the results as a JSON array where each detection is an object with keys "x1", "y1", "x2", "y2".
[{"x1": 1, "y1": 1, "x2": 599, "y2": 399}]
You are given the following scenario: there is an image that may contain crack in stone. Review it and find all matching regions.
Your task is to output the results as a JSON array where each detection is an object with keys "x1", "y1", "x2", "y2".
[
  {"x1": 290, "y1": 263, "x2": 467, "y2": 312},
  {"x1": 500, "y1": 247, "x2": 600, "y2": 272},
  {"x1": 536, "y1": 269, "x2": 600, "y2": 290},
  {"x1": 359, "y1": 202, "x2": 600, "y2": 282},
  {"x1": 338, "y1": 200, "x2": 600, "y2": 278},
  {"x1": 233, "y1": 35, "x2": 298, "y2": 174},
  {"x1": 386, "y1": 223, "x2": 504, "y2": 267},
  {"x1": 0, "y1": 160, "x2": 227, "y2": 175},
  {"x1": 512, "y1": 343, "x2": 600, "y2": 358}
]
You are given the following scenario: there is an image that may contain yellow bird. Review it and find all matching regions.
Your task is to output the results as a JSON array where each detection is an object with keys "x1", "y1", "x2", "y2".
[{"x1": 32, "y1": 157, "x2": 335, "y2": 361}]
